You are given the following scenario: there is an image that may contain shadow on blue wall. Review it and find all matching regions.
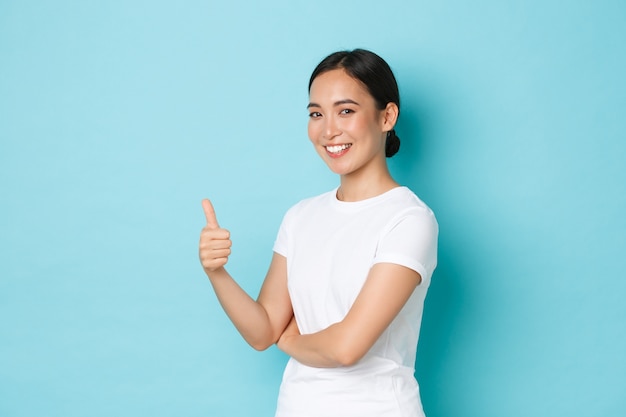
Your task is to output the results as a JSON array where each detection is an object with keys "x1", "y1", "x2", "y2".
[{"x1": 391, "y1": 90, "x2": 466, "y2": 415}]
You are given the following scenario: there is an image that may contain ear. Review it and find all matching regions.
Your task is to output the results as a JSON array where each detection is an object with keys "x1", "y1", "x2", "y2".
[{"x1": 381, "y1": 102, "x2": 399, "y2": 132}]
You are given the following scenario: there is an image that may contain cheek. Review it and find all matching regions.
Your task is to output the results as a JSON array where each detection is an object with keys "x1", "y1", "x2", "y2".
[
  {"x1": 342, "y1": 115, "x2": 368, "y2": 133},
  {"x1": 307, "y1": 121, "x2": 318, "y2": 141},
  {"x1": 342, "y1": 118, "x2": 359, "y2": 133}
]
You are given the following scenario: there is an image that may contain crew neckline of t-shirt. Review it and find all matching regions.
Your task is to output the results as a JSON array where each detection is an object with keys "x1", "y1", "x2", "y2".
[{"x1": 329, "y1": 186, "x2": 408, "y2": 211}]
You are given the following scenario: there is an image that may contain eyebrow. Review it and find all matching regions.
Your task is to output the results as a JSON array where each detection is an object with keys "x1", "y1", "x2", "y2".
[{"x1": 307, "y1": 99, "x2": 360, "y2": 109}]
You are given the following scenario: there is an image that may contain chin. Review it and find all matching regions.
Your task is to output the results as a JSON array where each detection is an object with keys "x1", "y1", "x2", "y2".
[{"x1": 323, "y1": 162, "x2": 353, "y2": 176}]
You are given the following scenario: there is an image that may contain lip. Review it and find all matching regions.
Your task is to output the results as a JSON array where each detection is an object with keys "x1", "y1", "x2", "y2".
[{"x1": 325, "y1": 144, "x2": 352, "y2": 158}]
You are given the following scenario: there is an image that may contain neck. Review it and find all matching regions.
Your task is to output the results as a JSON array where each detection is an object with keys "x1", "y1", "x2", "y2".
[{"x1": 337, "y1": 168, "x2": 398, "y2": 202}]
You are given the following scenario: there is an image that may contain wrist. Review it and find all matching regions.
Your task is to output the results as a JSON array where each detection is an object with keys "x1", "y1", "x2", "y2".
[{"x1": 205, "y1": 266, "x2": 228, "y2": 280}]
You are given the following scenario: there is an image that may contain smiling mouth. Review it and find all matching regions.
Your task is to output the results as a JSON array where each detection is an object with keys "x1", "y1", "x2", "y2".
[{"x1": 325, "y1": 144, "x2": 352, "y2": 155}]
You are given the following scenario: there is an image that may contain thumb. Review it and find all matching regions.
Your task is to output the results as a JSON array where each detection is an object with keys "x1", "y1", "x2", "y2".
[{"x1": 201, "y1": 199, "x2": 220, "y2": 229}]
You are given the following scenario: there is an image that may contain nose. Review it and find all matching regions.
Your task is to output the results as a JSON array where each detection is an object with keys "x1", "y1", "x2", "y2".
[{"x1": 323, "y1": 115, "x2": 341, "y2": 141}]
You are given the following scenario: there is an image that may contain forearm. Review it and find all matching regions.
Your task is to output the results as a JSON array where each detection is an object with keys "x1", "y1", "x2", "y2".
[
  {"x1": 207, "y1": 267, "x2": 275, "y2": 350},
  {"x1": 199, "y1": 202, "x2": 290, "y2": 350},
  {"x1": 278, "y1": 322, "x2": 362, "y2": 368},
  {"x1": 277, "y1": 264, "x2": 422, "y2": 367}
]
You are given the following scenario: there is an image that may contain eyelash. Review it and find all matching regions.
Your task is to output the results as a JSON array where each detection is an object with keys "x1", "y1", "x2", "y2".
[{"x1": 308, "y1": 109, "x2": 354, "y2": 118}]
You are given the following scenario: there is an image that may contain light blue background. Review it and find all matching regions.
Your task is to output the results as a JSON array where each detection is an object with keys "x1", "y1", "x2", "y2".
[{"x1": 1, "y1": 1, "x2": 625, "y2": 416}]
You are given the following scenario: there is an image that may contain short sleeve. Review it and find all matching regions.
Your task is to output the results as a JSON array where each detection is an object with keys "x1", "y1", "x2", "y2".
[
  {"x1": 273, "y1": 204, "x2": 296, "y2": 257},
  {"x1": 373, "y1": 208, "x2": 438, "y2": 287}
]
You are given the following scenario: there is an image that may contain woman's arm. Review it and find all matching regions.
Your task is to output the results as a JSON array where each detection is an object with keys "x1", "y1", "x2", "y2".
[
  {"x1": 200, "y1": 199, "x2": 292, "y2": 351},
  {"x1": 277, "y1": 262, "x2": 421, "y2": 367}
]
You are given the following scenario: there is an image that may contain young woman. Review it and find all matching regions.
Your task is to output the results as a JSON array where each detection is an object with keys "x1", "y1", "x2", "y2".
[{"x1": 199, "y1": 49, "x2": 438, "y2": 417}]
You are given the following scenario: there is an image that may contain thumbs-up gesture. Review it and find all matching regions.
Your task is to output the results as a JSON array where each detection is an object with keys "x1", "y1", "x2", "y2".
[{"x1": 199, "y1": 199, "x2": 232, "y2": 273}]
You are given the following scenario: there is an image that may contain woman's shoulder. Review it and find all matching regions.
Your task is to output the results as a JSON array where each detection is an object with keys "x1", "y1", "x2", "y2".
[
  {"x1": 387, "y1": 186, "x2": 435, "y2": 215},
  {"x1": 381, "y1": 187, "x2": 438, "y2": 236}
]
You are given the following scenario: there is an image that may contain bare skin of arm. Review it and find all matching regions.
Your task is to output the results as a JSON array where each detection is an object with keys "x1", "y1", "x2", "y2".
[
  {"x1": 277, "y1": 263, "x2": 421, "y2": 367},
  {"x1": 199, "y1": 199, "x2": 292, "y2": 350}
]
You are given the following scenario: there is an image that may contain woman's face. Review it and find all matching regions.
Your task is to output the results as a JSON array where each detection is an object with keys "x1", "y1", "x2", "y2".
[{"x1": 307, "y1": 69, "x2": 395, "y2": 177}]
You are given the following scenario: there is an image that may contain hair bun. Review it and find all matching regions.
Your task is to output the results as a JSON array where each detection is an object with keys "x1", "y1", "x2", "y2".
[{"x1": 385, "y1": 129, "x2": 400, "y2": 157}]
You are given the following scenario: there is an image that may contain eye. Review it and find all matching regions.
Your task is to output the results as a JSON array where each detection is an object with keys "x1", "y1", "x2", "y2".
[
  {"x1": 340, "y1": 109, "x2": 354, "y2": 115},
  {"x1": 309, "y1": 111, "x2": 322, "y2": 119}
]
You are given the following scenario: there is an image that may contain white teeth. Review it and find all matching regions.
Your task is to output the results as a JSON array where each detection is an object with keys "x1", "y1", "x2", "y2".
[{"x1": 326, "y1": 144, "x2": 352, "y2": 153}]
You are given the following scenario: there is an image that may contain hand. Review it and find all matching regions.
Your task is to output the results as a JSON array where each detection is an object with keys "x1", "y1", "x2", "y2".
[{"x1": 199, "y1": 199, "x2": 232, "y2": 273}]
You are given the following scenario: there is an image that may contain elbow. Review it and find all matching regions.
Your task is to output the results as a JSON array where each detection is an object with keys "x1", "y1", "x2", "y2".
[
  {"x1": 334, "y1": 350, "x2": 365, "y2": 367},
  {"x1": 331, "y1": 338, "x2": 367, "y2": 367},
  {"x1": 250, "y1": 343, "x2": 269, "y2": 352},
  {"x1": 244, "y1": 322, "x2": 282, "y2": 351},
  {"x1": 247, "y1": 334, "x2": 276, "y2": 352},
  {"x1": 249, "y1": 336, "x2": 275, "y2": 351},
  {"x1": 335, "y1": 355, "x2": 359, "y2": 367}
]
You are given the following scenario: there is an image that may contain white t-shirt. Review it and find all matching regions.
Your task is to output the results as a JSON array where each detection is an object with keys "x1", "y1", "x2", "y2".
[{"x1": 273, "y1": 186, "x2": 438, "y2": 417}]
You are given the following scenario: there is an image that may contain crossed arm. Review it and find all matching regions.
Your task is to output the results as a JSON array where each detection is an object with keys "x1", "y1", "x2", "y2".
[
  {"x1": 199, "y1": 199, "x2": 421, "y2": 366},
  {"x1": 276, "y1": 261, "x2": 421, "y2": 367},
  {"x1": 205, "y1": 252, "x2": 420, "y2": 366}
]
